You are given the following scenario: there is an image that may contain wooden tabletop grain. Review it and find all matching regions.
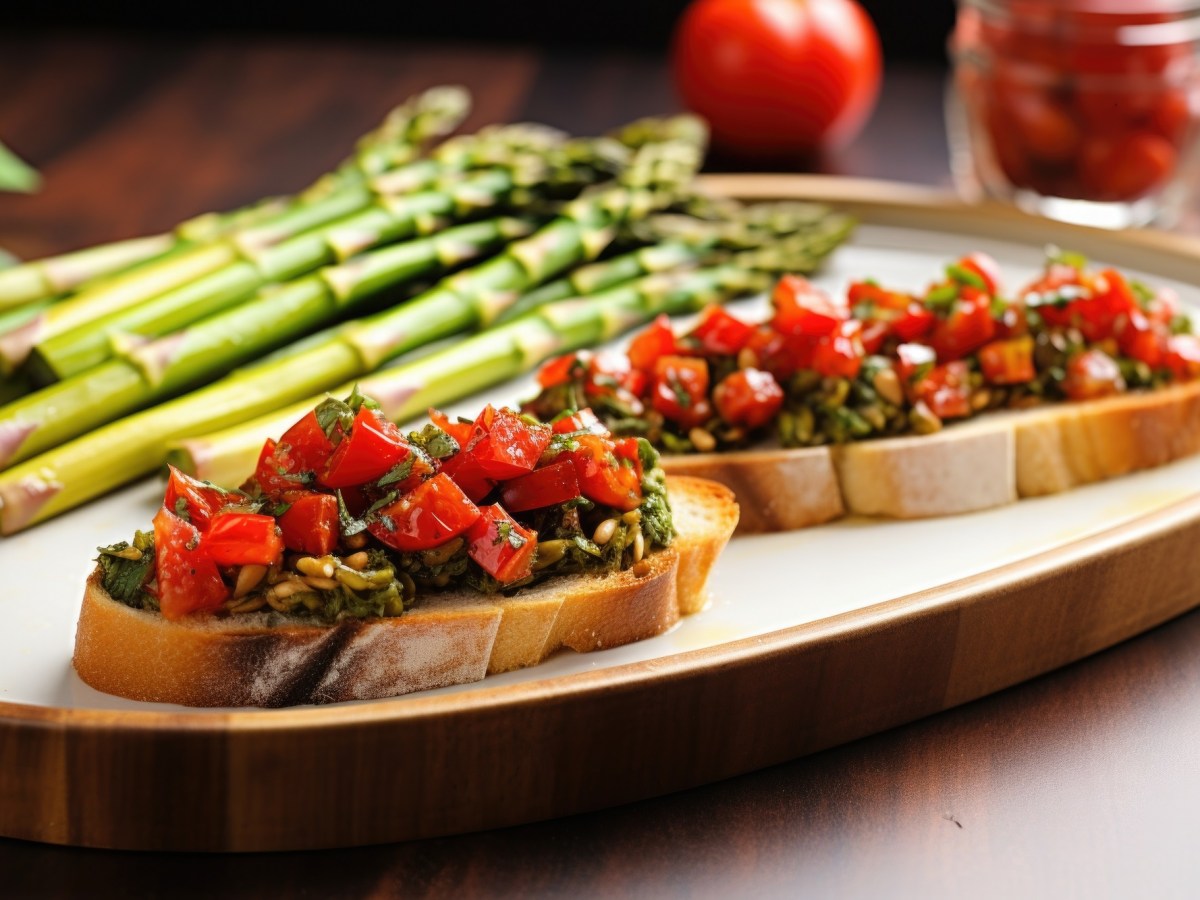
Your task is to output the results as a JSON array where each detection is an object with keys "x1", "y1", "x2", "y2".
[{"x1": 3, "y1": 32, "x2": 1200, "y2": 898}]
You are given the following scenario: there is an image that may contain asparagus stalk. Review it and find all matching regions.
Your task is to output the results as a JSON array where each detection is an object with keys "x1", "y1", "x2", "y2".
[
  {"x1": 0, "y1": 217, "x2": 533, "y2": 468},
  {"x1": 170, "y1": 211, "x2": 855, "y2": 486},
  {"x1": 0, "y1": 128, "x2": 703, "y2": 532}
]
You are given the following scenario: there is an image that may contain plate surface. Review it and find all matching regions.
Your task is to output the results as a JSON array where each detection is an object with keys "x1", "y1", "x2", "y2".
[{"x1": 5, "y1": 177, "x2": 1200, "y2": 851}]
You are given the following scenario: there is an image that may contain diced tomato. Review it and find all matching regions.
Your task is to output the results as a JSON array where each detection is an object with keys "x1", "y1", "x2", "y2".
[
  {"x1": 321, "y1": 406, "x2": 413, "y2": 489},
  {"x1": 428, "y1": 408, "x2": 475, "y2": 446},
  {"x1": 859, "y1": 320, "x2": 891, "y2": 355},
  {"x1": 278, "y1": 411, "x2": 336, "y2": 478},
  {"x1": 1164, "y1": 334, "x2": 1200, "y2": 381},
  {"x1": 892, "y1": 302, "x2": 937, "y2": 342},
  {"x1": 1145, "y1": 286, "x2": 1181, "y2": 328},
  {"x1": 587, "y1": 350, "x2": 647, "y2": 398},
  {"x1": 552, "y1": 408, "x2": 609, "y2": 436},
  {"x1": 1116, "y1": 309, "x2": 1168, "y2": 368},
  {"x1": 914, "y1": 361, "x2": 973, "y2": 420},
  {"x1": 772, "y1": 274, "x2": 845, "y2": 338},
  {"x1": 438, "y1": 449, "x2": 495, "y2": 503},
  {"x1": 928, "y1": 288, "x2": 997, "y2": 360},
  {"x1": 566, "y1": 433, "x2": 642, "y2": 511},
  {"x1": 991, "y1": 299, "x2": 1029, "y2": 340},
  {"x1": 895, "y1": 342, "x2": 937, "y2": 385},
  {"x1": 465, "y1": 504, "x2": 538, "y2": 584},
  {"x1": 163, "y1": 466, "x2": 230, "y2": 530},
  {"x1": 152, "y1": 507, "x2": 229, "y2": 621},
  {"x1": 627, "y1": 315, "x2": 679, "y2": 371},
  {"x1": 958, "y1": 252, "x2": 1003, "y2": 295},
  {"x1": 651, "y1": 355, "x2": 712, "y2": 429},
  {"x1": 203, "y1": 513, "x2": 284, "y2": 567},
  {"x1": 252, "y1": 439, "x2": 307, "y2": 496},
  {"x1": 811, "y1": 319, "x2": 865, "y2": 379},
  {"x1": 713, "y1": 368, "x2": 785, "y2": 429},
  {"x1": 500, "y1": 458, "x2": 582, "y2": 512},
  {"x1": 978, "y1": 336, "x2": 1036, "y2": 385},
  {"x1": 368, "y1": 473, "x2": 481, "y2": 552},
  {"x1": 746, "y1": 327, "x2": 806, "y2": 380},
  {"x1": 536, "y1": 352, "x2": 585, "y2": 389},
  {"x1": 691, "y1": 306, "x2": 755, "y2": 356},
  {"x1": 848, "y1": 280, "x2": 912, "y2": 312},
  {"x1": 276, "y1": 491, "x2": 340, "y2": 557},
  {"x1": 467, "y1": 407, "x2": 553, "y2": 480},
  {"x1": 1062, "y1": 349, "x2": 1125, "y2": 401}
]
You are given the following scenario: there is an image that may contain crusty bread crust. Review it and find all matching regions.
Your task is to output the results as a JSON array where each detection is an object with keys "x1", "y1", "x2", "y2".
[
  {"x1": 73, "y1": 476, "x2": 739, "y2": 708},
  {"x1": 661, "y1": 380, "x2": 1200, "y2": 530}
]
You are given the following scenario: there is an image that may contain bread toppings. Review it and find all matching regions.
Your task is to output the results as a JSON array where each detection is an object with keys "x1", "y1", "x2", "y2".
[
  {"x1": 522, "y1": 250, "x2": 1200, "y2": 452},
  {"x1": 97, "y1": 389, "x2": 673, "y2": 623}
]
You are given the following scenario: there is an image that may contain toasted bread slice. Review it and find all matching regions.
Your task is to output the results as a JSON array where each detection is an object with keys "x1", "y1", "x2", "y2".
[
  {"x1": 73, "y1": 476, "x2": 739, "y2": 708},
  {"x1": 660, "y1": 380, "x2": 1200, "y2": 532}
]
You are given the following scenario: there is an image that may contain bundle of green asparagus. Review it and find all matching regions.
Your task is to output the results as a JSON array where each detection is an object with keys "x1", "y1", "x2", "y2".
[{"x1": 0, "y1": 87, "x2": 854, "y2": 534}]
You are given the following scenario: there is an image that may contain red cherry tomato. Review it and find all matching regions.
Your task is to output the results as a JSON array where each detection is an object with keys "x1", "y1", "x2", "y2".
[
  {"x1": 500, "y1": 459, "x2": 582, "y2": 513},
  {"x1": 276, "y1": 491, "x2": 340, "y2": 557},
  {"x1": 1062, "y1": 349, "x2": 1125, "y2": 401},
  {"x1": 713, "y1": 368, "x2": 785, "y2": 429},
  {"x1": 163, "y1": 466, "x2": 230, "y2": 530},
  {"x1": 368, "y1": 473, "x2": 481, "y2": 552},
  {"x1": 322, "y1": 406, "x2": 412, "y2": 489},
  {"x1": 152, "y1": 506, "x2": 229, "y2": 621},
  {"x1": 978, "y1": 336, "x2": 1036, "y2": 385},
  {"x1": 566, "y1": 434, "x2": 642, "y2": 512},
  {"x1": 628, "y1": 315, "x2": 680, "y2": 372},
  {"x1": 465, "y1": 504, "x2": 538, "y2": 584},
  {"x1": 671, "y1": 0, "x2": 882, "y2": 155},
  {"x1": 203, "y1": 513, "x2": 284, "y2": 568},
  {"x1": 651, "y1": 355, "x2": 712, "y2": 429}
]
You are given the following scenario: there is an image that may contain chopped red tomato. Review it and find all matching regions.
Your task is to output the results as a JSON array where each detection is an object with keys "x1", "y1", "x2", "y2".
[
  {"x1": 152, "y1": 507, "x2": 229, "y2": 621},
  {"x1": 276, "y1": 491, "x2": 340, "y2": 557},
  {"x1": 811, "y1": 320, "x2": 865, "y2": 379},
  {"x1": 163, "y1": 466, "x2": 229, "y2": 530},
  {"x1": 957, "y1": 252, "x2": 1002, "y2": 295},
  {"x1": 322, "y1": 406, "x2": 412, "y2": 489},
  {"x1": 1062, "y1": 349, "x2": 1125, "y2": 401},
  {"x1": 914, "y1": 361, "x2": 973, "y2": 420},
  {"x1": 278, "y1": 411, "x2": 336, "y2": 477},
  {"x1": 252, "y1": 439, "x2": 308, "y2": 495},
  {"x1": 928, "y1": 288, "x2": 997, "y2": 361},
  {"x1": 500, "y1": 458, "x2": 581, "y2": 512},
  {"x1": 1164, "y1": 334, "x2": 1200, "y2": 380},
  {"x1": 772, "y1": 274, "x2": 845, "y2": 337},
  {"x1": 691, "y1": 306, "x2": 755, "y2": 356},
  {"x1": 438, "y1": 449, "x2": 494, "y2": 502},
  {"x1": 428, "y1": 408, "x2": 475, "y2": 446},
  {"x1": 368, "y1": 473, "x2": 481, "y2": 552},
  {"x1": 627, "y1": 315, "x2": 679, "y2": 371},
  {"x1": 567, "y1": 434, "x2": 642, "y2": 511},
  {"x1": 1116, "y1": 310, "x2": 1168, "y2": 368},
  {"x1": 203, "y1": 513, "x2": 284, "y2": 567},
  {"x1": 536, "y1": 352, "x2": 584, "y2": 389},
  {"x1": 978, "y1": 336, "x2": 1036, "y2": 385},
  {"x1": 713, "y1": 368, "x2": 785, "y2": 429},
  {"x1": 465, "y1": 504, "x2": 538, "y2": 584},
  {"x1": 651, "y1": 355, "x2": 711, "y2": 429},
  {"x1": 895, "y1": 342, "x2": 937, "y2": 385},
  {"x1": 587, "y1": 350, "x2": 647, "y2": 398},
  {"x1": 467, "y1": 407, "x2": 552, "y2": 480},
  {"x1": 552, "y1": 408, "x2": 609, "y2": 436}
]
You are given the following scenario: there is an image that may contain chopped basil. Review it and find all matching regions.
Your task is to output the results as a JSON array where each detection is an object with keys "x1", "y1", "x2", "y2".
[
  {"x1": 407, "y1": 424, "x2": 459, "y2": 460},
  {"x1": 377, "y1": 455, "x2": 415, "y2": 487},
  {"x1": 97, "y1": 531, "x2": 157, "y2": 610}
]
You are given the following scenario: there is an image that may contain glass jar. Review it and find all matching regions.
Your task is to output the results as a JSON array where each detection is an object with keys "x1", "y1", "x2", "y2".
[{"x1": 949, "y1": 0, "x2": 1200, "y2": 227}]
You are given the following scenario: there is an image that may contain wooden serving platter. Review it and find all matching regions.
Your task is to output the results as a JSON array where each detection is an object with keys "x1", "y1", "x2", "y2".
[{"x1": 4, "y1": 176, "x2": 1200, "y2": 852}]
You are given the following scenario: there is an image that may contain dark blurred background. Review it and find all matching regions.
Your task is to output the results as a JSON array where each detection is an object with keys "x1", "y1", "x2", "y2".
[{"x1": 11, "y1": 0, "x2": 957, "y2": 64}]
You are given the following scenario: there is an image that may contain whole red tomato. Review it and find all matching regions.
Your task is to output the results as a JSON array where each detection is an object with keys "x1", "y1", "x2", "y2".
[{"x1": 671, "y1": 0, "x2": 882, "y2": 156}]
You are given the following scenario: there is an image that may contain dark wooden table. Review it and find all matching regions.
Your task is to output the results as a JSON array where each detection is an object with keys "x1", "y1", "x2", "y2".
[{"x1": 4, "y1": 33, "x2": 1200, "y2": 898}]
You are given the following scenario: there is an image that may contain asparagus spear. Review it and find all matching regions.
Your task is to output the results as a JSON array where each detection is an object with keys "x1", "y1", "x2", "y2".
[
  {"x1": 171, "y1": 213, "x2": 855, "y2": 486},
  {"x1": 0, "y1": 217, "x2": 533, "y2": 467},
  {"x1": 0, "y1": 128, "x2": 703, "y2": 532}
]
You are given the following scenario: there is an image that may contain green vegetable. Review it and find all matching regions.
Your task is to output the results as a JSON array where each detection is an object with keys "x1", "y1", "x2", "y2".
[{"x1": 96, "y1": 531, "x2": 156, "y2": 609}]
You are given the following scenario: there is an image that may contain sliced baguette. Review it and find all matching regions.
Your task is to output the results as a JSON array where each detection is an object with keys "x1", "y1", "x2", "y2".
[
  {"x1": 660, "y1": 380, "x2": 1200, "y2": 531},
  {"x1": 73, "y1": 476, "x2": 739, "y2": 708}
]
